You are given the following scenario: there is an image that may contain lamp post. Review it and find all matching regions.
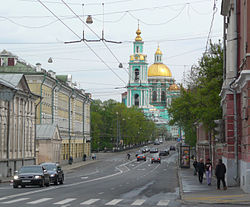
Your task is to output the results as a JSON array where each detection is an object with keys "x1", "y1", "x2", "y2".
[{"x1": 116, "y1": 112, "x2": 119, "y2": 150}]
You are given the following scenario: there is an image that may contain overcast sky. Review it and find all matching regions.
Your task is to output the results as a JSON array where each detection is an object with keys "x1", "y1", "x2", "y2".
[{"x1": 0, "y1": 0, "x2": 222, "y2": 102}]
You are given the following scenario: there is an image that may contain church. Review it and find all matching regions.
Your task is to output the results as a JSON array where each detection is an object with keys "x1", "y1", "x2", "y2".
[{"x1": 122, "y1": 27, "x2": 182, "y2": 139}]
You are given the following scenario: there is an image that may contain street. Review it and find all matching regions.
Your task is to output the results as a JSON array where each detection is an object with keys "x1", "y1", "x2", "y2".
[{"x1": 0, "y1": 143, "x2": 244, "y2": 207}]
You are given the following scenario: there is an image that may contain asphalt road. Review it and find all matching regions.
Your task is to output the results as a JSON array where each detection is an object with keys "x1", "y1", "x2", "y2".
[{"x1": 0, "y1": 142, "x2": 244, "y2": 207}]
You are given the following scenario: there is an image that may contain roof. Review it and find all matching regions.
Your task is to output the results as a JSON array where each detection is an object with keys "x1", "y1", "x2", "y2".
[
  {"x1": 36, "y1": 124, "x2": 60, "y2": 140},
  {"x1": 0, "y1": 74, "x2": 24, "y2": 89}
]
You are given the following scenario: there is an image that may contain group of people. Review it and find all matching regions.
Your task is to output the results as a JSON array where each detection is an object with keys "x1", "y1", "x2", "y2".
[{"x1": 193, "y1": 157, "x2": 227, "y2": 190}]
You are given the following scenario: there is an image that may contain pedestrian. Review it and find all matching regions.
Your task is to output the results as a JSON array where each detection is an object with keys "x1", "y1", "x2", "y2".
[
  {"x1": 215, "y1": 159, "x2": 227, "y2": 190},
  {"x1": 127, "y1": 153, "x2": 131, "y2": 160},
  {"x1": 83, "y1": 154, "x2": 87, "y2": 161},
  {"x1": 193, "y1": 158, "x2": 198, "y2": 175},
  {"x1": 197, "y1": 158, "x2": 205, "y2": 184},
  {"x1": 205, "y1": 158, "x2": 212, "y2": 185}
]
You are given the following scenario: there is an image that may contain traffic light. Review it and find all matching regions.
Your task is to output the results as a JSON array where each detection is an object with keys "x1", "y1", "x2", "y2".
[{"x1": 214, "y1": 119, "x2": 225, "y2": 141}]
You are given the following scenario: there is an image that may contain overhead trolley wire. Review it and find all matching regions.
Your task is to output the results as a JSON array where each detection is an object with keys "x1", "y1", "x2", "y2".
[{"x1": 37, "y1": 0, "x2": 126, "y2": 85}]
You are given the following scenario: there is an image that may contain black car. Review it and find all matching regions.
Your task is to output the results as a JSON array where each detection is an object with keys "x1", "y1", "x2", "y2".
[
  {"x1": 154, "y1": 141, "x2": 160, "y2": 145},
  {"x1": 159, "y1": 150, "x2": 169, "y2": 156},
  {"x1": 170, "y1": 145, "x2": 176, "y2": 151},
  {"x1": 40, "y1": 163, "x2": 64, "y2": 185},
  {"x1": 13, "y1": 165, "x2": 50, "y2": 188}
]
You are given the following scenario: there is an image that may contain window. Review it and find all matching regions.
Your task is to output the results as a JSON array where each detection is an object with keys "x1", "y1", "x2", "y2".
[
  {"x1": 161, "y1": 91, "x2": 166, "y2": 102},
  {"x1": 136, "y1": 46, "x2": 139, "y2": 53},
  {"x1": 8, "y1": 58, "x2": 14, "y2": 66},
  {"x1": 135, "y1": 69, "x2": 139, "y2": 81},
  {"x1": 152, "y1": 91, "x2": 157, "y2": 102},
  {"x1": 134, "y1": 94, "x2": 139, "y2": 106}
]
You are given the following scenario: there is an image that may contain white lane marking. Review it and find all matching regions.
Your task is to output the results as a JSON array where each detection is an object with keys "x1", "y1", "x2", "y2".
[
  {"x1": 27, "y1": 198, "x2": 53, "y2": 204},
  {"x1": 157, "y1": 200, "x2": 170, "y2": 206},
  {"x1": 105, "y1": 199, "x2": 123, "y2": 205},
  {"x1": 81, "y1": 177, "x2": 88, "y2": 179},
  {"x1": 54, "y1": 198, "x2": 76, "y2": 205},
  {"x1": 80, "y1": 198, "x2": 100, "y2": 205},
  {"x1": 131, "y1": 199, "x2": 145, "y2": 205},
  {"x1": 98, "y1": 192, "x2": 104, "y2": 195},
  {"x1": 2, "y1": 197, "x2": 30, "y2": 204}
]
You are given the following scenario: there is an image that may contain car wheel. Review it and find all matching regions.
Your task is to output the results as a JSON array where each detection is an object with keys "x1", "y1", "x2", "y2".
[
  {"x1": 21, "y1": 185, "x2": 25, "y2": 188},
  {"x1": 40, "y1": 179, "x2": 45, "y2": 187},
  {"x1": 13, "y1": 184, "x2": 18, "y2": 188},
  {"x1": 144, "y1": 159, "x2": 146, "y2": 161},
  {"x1": 137, "y1": 159, "x2": 139, "y2": 161},
  {"x1": 45, "y1": 180, "x2": 50, "y2": 187},
  {"x1": 54, "y1": 177, "x2": 58, "y2": 185}
]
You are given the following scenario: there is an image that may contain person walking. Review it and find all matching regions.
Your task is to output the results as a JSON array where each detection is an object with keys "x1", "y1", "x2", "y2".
[
  {"x1": 193, "y1": 158, "x2": 198, "y2": 176},
  {"x1": 197, "y1": 158, "x2": 205, "y2": 184},
  {"x1": 215, "y1": 159, "x2": 227, "y2": 190},
  {"x1": 127, "y1": 153, "x2": 131, "y2": 160},
  {"x1": 205, "y1": 158, "x2": 212, "y2": 185}
]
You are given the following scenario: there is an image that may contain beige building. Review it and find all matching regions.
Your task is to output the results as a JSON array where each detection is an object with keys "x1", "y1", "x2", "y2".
[
  {"x1": 0, "y1": 74, "x2": 39, "y2": 179},
  {"x1": 0, "y1": 50, "x2": 92, "y2": 165}
]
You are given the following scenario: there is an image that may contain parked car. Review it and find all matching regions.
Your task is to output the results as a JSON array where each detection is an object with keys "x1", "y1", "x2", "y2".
[
  {"x1": 137, "y1": 154, "x2": 146, "y2": 161},
  {"x1": 150, "y1": 148, "x2": 158, "y2": 153},
  {"x1": 13, "y1": 165, "x2": 50, "y2": 188},
  {"x1": 159, "y1": 150, "x2": 169, "y2": 156},
  {"x1": 154, "y1": 141, "x2": 160, "y2": 145},
  {"x1": 170, "y1": 145, "x2": 176, "y2": 151},
  {"x1": 151, "y1": 154, "x2": 161, "y2": 164},
  {"x1": 40, "y1": 162, "x2": 64, "y2": 185}
]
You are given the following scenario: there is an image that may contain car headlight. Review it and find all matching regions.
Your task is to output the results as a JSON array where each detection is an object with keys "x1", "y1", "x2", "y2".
[
  {"x1": 34, "y1": 175, "x2": 42, "y2": 179},
  {"x1": 13, "y1": 175, "x2": 19, "y2": 180},
  {"x1": 50, "y1": 174, "x2": 56, "y2": 177}
]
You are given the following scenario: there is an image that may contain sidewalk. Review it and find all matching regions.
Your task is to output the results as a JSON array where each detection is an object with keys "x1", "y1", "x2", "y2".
[
  {"x1": 0, "y1": 159, "x2": 97, "y2": 184},
  {"x1": 178, "y1": 166, "x2": 250, "y2": 205}
]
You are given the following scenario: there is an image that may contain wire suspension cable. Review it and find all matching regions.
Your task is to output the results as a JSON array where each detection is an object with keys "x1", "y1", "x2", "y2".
[{"x1": 37, "y1": 0, "x2": 126, "y2": 84}]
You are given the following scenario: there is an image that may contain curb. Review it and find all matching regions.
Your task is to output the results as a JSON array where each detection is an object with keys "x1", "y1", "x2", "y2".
[{"x1": 177, "y1": 165, "x2": 184, "y2": 201}]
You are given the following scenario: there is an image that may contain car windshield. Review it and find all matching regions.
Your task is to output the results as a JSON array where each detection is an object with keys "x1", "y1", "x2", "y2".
[
  {"x1": 19, "y1": 166, "x2": 43, "y2": 173},
  {"x1": 42, "y1": 164, "x2": 56, "y2": 171}
]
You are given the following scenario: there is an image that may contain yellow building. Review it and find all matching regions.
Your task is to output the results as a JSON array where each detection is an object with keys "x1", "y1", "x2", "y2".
[{"x1": 0, "y1": 50, "x2": 92, "y2": 165}]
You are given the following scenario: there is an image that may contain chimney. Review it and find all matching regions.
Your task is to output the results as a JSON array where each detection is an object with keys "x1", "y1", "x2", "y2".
[
  {"x1": 36, "y1": 63, "x2": 41, "y2": 72},
  {"x1": 48, "y1": 70, "x2": 56, "y2": 79},
  {"x1": 67, "y1": 74, "x2": 72, "y2": 87}
]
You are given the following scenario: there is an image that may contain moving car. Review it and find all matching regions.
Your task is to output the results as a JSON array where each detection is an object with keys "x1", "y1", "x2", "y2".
[
  {"x1": 154, "y1": 141, "x2": 160, "y2": 145},
  {"x1": 159, "y1": 150, "x2": 169, "y2": 156},
  {"x1": 40, "y1": 162, "x2": 64, "y2": 185},
  {"x1": 137, "y1": 154, "x2": 146, "y2": 161},
  {"x1": 13, "y1": 165, "x2": 50, "y2": 188},
  {"x1": 151, "y1": 154, "x2": 161, "y2": 164},
  {"x1": 142, "y1": 146, "x2": 149, "y2": 153},
  {"x1": 150, "y1": 148, "x2": 158, "y2": 153},
  {"x1": 170, "y1": 145, "x2": 176, "y2": 151}
]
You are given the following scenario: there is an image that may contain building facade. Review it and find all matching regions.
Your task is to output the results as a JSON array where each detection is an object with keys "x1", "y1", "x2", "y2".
[
  {"x1": 0, "y1": 50, "x2": 92, "y2": 165},
  {"x1": 124, "y1": 28, "x2": 182, "y2": 138},
  {"x1": 220, "y1": 0, "x2": 250, "y2": 192},
  {"x1": 0, "y1": 74, "x2": 38, "y2": 179}
]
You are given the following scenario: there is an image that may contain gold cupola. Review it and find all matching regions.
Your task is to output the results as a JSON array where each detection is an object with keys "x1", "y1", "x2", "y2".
[
  {"x1": 148, "y1": 46, "x2": 172, "y2": 77},
  {"x1": 169, "y1": 83, "x2": 180, "y2": 91},
  {"x1": 135, "y1": 28, "x2": 142, "y2": 41}
]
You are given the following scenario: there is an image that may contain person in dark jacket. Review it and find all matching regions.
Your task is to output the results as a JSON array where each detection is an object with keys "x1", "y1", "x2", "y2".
[
  {"x1": 197, "y1": 158, "x2": 205, "y2": 183},
  {"x1": 215, "y1": 159, "x2": 227, "y2": 190}
]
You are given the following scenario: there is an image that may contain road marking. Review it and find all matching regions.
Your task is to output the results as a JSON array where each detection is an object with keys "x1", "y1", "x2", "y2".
[
  {"x1": 54, "y1": 198, "x2": 76, "y2": 205},
  {"x1": 2, "y1": 197, "x2": 30, "y2": 204},
  {"x1": 80, "y1": 199, "x2": 100, "y2": 205},
  {"x1": 98, "y1": 192, "x2": 104, "y2": 195},
  {"x1": 157, "y1": 200, "x2": 170, "y2": 206},
  {"x1": 105, "y1": 199, "x2": 123, "y2": 205},
  {"x1": 27, "y1": 198, "x2": 53, "y2": 204},
  {"x1": 131, "y1": 199, "x2": 145, "y2": 205},
  {"x1": 81, "y1": 177, "x2": 88, "y2": 179}
]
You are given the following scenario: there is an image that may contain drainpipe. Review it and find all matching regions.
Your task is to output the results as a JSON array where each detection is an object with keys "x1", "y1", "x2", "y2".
[
  {"x1": 40, "y1": 74, "x2": 46, "y2": 124},
  {"x1": 34, "y1": 96, "x2": 42, "y2": 165},
  {"x1": 82, "y1": 97, "x2": 86, "y2": 159},
  {"x1": 51, "y1": 81, "x2": 58, "y2": 124},
  {"x1": 68, "y1": 89, "x2": 73, "y2": 164}
]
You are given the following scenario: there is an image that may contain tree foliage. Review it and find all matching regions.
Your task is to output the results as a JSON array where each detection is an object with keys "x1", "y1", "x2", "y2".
[
  {"x1": 91, "y1": 99, "x2": 156, "y2": 151},
  {"x1": 168, "y1": 42, "x2": 223, "y2": 146}
]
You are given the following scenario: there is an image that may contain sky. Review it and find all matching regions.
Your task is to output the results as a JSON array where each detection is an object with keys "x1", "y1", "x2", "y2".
[{"x1": 0, "y1": 0, "x2": 223, "y2": 102}]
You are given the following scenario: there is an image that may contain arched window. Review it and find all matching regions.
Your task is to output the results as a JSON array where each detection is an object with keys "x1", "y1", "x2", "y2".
[
  {"x1": 136, "y1": 46, "x2": 139, "y2": 53},
  {"x1": 135, "y1": 69, "x2": 139, "y2": 81},
  {"x1": 134, "y1": 94, "x2": 139, "y2": 106},
  {"x1": 152, "y1": 91, "x2": 157, "y2": 102},
  {"x1": 161, "y1": 91, "x2": 166, "y2": 103}
]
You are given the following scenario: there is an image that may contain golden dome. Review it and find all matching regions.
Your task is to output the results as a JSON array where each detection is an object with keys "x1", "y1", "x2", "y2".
[
  {"x1": 135, "y1": 28, "x2": 142, "y2": 41},
  {"x1": 130, "y1": 55, "x2": 134, "y2": 61},
  {"x1": 148, "y1": 63, "x2": 172, "y2": 77},
  {"x1": 169, "y1": 83, "x2": 180, "y2": 91},
  {"x1": 139, "y1": 55, "x2": 144, "y2": 60},
  {"x1": 155, "y1": 46, "x2": 162, "y2": 55}
]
